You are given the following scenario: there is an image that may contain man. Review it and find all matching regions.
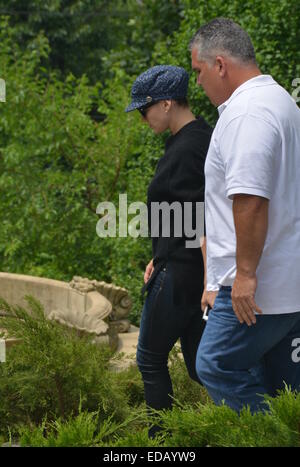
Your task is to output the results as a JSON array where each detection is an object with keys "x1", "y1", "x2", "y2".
[{"x1": 190, "y1": 17, "x2": 300, "y2": 412}]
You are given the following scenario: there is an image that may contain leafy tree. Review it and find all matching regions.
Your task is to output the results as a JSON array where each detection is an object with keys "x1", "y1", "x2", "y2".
[
  {"x1": 0, "y1": 19, "x2": 118, "y2": 281},
  {"x1": 0, "y1": 0, "x2": 299, "y2": 325},
  {"x1": 0, "y1": 0, "x2": 130, "y2": 82},
  {"x1": 151, "y1": 0, "x2": 300, "y2": 125},
  {"x1": 0, "y1": 0, "x2": 185, "y2": 83}
]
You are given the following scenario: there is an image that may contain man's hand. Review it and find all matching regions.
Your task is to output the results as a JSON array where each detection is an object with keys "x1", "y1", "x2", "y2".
[
  {"x1": 201, "y1": 289, "x2": 218, "y2": 311},
  {"x1": 231, "y1": 272, "x2": 262, "y2": 326},
  {"x1": 144, "y1": 259, "x2": 154, "y2": 284}
]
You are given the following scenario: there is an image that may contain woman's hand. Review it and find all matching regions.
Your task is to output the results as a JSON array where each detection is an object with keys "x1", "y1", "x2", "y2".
[
  {"x1": 201, "y1": 289, "x2": 218, "y2": 311},
  {"x1": 144, "y1": 259, "x2": 154, "y2": 284}
]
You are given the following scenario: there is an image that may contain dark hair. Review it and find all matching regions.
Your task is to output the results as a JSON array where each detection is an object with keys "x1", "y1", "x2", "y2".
[{"x1": 173, "y1": 97, "x2": 189, "y2": 108}]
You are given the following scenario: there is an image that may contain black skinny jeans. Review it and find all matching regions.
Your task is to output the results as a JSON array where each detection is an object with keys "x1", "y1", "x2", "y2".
[{"x1": 136, "y1": 263, "x2": 206, "y2": 437}]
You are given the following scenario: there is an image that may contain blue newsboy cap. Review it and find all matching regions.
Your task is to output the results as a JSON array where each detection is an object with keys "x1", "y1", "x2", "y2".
[{"x1": 125, "y1": 65, "x2": 189, "y2": 113}]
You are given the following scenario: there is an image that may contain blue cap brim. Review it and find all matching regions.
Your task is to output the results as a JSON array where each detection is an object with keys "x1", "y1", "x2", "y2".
[
  {"x1": 125, "y1": 97, "x2": 151, "y2": 113},
  {"x1": 125, "y1": 102, "x2": 142, "y2": 113}
]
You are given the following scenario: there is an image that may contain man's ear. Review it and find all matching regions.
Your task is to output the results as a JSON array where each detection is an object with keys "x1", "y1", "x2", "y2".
[{"x1": 215, "y1": 56, "x2": 227, "y2": 78}]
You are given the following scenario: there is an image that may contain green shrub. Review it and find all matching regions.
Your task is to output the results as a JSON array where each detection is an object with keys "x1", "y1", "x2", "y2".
[
  {"x1": 1, "y1": 301, "x2": 299, "y2": 449},
  {"x1": 169, "y1": 346, "x2": 212, "y2": 408},
  {"x1": 152, "y1": 386, "x2": 300, "y2": 447},
  {"x1": 18, "y1": 405, "x2": 146, "y2": 447},
  {"x1": 110, "y1": 363, "x2": 145, "y2": 408},
  {"x1": 107, "y1": 427, "x2": 163, "y2": 448},
  {"x1": 10, "y1": 389, "x2": 300, "y2": 448},
  {"x1": 264, "y1": 386, "x2": 300, "y2": 434},
  {"x1": 18, "y1": 411, "x2": 99, "y2": 447},
  {"x1": 157, "y1": 401, "x2": 298, "y2": 447},
  {"x1": 0, "y1": 296, "x2": 133, "y2": 436}
]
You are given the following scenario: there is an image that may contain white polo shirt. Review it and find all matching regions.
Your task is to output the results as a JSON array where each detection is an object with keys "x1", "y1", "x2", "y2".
[{"x1": 205, "y1": 74, "x2": 300, "y2": 314}]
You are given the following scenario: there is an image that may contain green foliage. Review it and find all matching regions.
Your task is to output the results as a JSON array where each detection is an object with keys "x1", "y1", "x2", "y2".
[
  {"x1": 264, "y1": 386, "x2": 300, "y2": 434},
  {"x1": 107, "y1": 427, "x2": 163, "y2": 448},
  {"x1": 169, "y1": 346, "x2": 211, "y2": 407},
  {"x1": 1, "y1": 298, "x2": 300, "y2": 447},
  {"x1": 0, "y1": 0, "x2": 185, "y2": 84},
  {"x1": 0, "y1": 0, "x2": 128, "y2": 83},
  {"x1": 1, "y1": 1, "x2": 299, "y2": 325},
  {"x1": 0, "y1": 17, "x2": 161, "y2": 323},
  {"x1": 156, "y1": 398, "x2": 299, "y2": 447},
  {"x1": 110, "y1": 362, "x2": 145, "y2": 408},
  {"x1": 0, "y1": 20, "x2": 125, "y2": 283},
  {"x1": 0, "y1": 296, "x2": 131, "y2": 435},
  {"x1": 18, "y1": 405, "x2": 146, "y2": 447},
  {"x1": 102, "y1": 0, "x2": 185, "y2": 79},
  {"x1": 152, "y1": 0, "x2": 300, "y2": 125},
  {"x1": 14, "y1": 388, "x2": 300, "y2": 447},
  {"x1": 18, "y1": 410, "x2": 101, "y2": 447}
]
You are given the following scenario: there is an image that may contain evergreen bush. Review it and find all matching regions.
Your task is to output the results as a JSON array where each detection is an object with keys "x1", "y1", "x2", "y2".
[
  {"x1": 0, "y1": 296, "x2": 132, "y2": 436},
  {"x1": 16, "y1": 390, "x2": 300, "y2": 447},
  {"x1": 1, "y1": 297, "x2": 300, "y2": 447}
]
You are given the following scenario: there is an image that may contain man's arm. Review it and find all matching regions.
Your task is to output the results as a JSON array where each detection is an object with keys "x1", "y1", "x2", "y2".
[{"x1": 232, "y1": 194, "x2": 269, "y2": 326}]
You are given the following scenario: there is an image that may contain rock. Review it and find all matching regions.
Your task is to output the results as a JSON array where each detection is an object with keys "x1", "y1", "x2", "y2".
[
  {"x1": 69, "y1": 276, "x2": 132, "y2": 321},
  {"x1": 48, "y1": 308, "x2": 109, "y2": 336},
  {"x1": 111, "y1": 325, "x2": 140, "y2": 371}
]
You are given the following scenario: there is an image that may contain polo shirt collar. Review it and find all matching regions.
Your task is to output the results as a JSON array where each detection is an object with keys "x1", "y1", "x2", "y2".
[{"x1": 217, "y1": 74, "x2": 275, "y2": 116}]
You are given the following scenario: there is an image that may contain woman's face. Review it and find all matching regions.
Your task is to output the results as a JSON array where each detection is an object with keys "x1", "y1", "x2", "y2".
[{"x1": 141, "y1": 101, "x2": 170, "y2": 134}]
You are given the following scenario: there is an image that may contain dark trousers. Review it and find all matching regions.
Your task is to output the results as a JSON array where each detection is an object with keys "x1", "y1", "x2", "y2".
[{"x1": 136, "y1": 264, "x2": 205, "y2": 437}]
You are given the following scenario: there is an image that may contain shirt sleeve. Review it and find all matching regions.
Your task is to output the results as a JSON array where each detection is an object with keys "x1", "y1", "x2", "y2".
[{"x1": 219, "y1": 114, "x2": 280, "y2": 200}]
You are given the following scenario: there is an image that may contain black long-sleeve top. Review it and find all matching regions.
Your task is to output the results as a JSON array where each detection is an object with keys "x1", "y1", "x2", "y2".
[{"x1": 143, "y1": 117, "x2": 212, "y2": 308}]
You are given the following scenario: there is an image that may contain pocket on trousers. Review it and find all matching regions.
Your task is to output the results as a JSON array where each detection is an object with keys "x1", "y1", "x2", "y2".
[
  {"x1": 148, "y1": 268, "x2": 167, "y2": 329},
  {"x1": 148, "y1": 267, "x2": 167, "y2": 298}
]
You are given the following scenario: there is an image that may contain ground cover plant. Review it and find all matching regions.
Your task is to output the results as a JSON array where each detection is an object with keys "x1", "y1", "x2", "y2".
[
  {"x1": 0, "y1": 297, "x2": 138, "y2": 435},
  {"x1": 1, "y1": 298, "x2": 300, "y2": 447}
]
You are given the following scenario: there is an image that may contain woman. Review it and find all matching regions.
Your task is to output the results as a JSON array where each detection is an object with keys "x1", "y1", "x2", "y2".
[{"x1": 125, "y1": 65, "x2": 212, "y2": 437}]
